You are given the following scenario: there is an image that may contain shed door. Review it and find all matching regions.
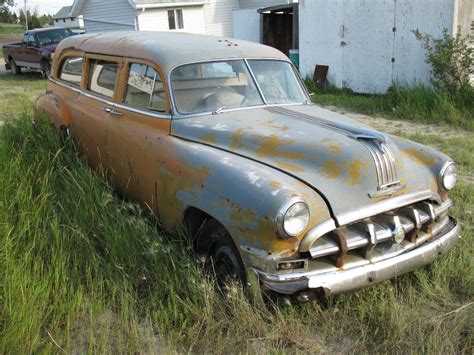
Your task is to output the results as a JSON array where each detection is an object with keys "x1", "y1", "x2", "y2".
[{"x1": 341, "y1": 0, "x2": 395, "y2": 94}]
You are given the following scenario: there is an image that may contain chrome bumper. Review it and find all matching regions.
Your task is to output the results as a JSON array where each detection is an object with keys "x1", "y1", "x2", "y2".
[{"x1": 257, "y1": 217, "x2": 460, "y2": 298}]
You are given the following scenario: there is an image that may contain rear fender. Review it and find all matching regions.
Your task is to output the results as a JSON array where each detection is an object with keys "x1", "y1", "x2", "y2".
[{"x1": 34, "y1": 93, "x2": 72, "y2": 131}]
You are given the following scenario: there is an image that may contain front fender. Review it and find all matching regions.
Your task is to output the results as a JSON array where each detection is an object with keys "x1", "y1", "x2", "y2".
[
  {"x1": 160, "y1": 137, "x2": 332, "y2": 263},
  {"x1": 390, "y1": 135, "x2": 453, "y2": 199}
]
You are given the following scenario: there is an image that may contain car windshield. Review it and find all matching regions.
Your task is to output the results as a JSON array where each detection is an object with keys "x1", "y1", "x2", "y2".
[
  {"x1": 37, "y1": 29, "x2": 74, "y2": 46},
  {"x1": 171, "y1": 59, "x2": 307, "y2": 114}
]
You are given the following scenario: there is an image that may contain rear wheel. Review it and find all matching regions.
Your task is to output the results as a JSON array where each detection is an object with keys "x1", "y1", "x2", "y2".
[{"x1": 10, "y1": 58, "x2": 21, "y2": 75}]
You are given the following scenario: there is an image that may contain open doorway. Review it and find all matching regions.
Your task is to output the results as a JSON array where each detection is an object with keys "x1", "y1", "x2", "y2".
[{"x1": 258, "y1": 3, "x2": 299, "y2": 57}]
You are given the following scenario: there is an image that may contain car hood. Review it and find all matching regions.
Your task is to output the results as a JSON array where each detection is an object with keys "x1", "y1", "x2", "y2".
[
  {"x1": 42, "y1": 43, "x2": 58, "y2": 53},
  {"x1": 171, "y1": 105, "x2": 447, "y2": 217}
]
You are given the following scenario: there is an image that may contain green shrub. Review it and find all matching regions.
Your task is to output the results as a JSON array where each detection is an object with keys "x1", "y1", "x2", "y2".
[{"x1": 414, "y1": 28, "x2": 473, "y2": 93}]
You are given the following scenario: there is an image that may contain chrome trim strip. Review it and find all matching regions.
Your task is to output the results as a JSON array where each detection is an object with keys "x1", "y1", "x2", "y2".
[
  {"x1": 244, "y1": 58, "x2": 267, "y2": 104},
  {"x1": 335, "y1": 190, "x2": 436, "y2": 226},
  {"x1": 299, "y1": 219, "x2": 337, "y2": 252},
  {"x1": 258, "y1": 217, "x2": 460, "y2": 296},
  {"x1": 49, "y1": 78, "x2": 172, "y2": 120},
  {"x1": 266, "y1": 106, "x2": 388, "y2": 144}
]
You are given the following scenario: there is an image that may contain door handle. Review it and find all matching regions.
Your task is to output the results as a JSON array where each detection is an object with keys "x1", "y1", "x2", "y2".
[{"x1": 102, "y1": 107, "x2": 123, "y2": 116}]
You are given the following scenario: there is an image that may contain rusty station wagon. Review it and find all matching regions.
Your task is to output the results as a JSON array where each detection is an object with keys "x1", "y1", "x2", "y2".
[{"x1": 35, "y1": 32, "x2": 460, "y2": 302}]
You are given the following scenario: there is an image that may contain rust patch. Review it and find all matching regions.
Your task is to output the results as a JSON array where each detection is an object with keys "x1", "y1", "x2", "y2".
[
  {"x1": 328, "y1": 144, "x2": 342, "y2": 154},
  {"x1": 256, "y1": 135, "x2": 305, "y2": 160},
  {"x1": 262, "y1": 119, "x2": 289, "y2": 132},
  {"x1": 404, "y1": 148, "x2": 436, "y2": 166},
  {"x1": 229, "y1": 127, "x2": 248, "y2": 150},
  {"x1": 345, "y1": 159, "x2": 368, "y2": 185},
  {"x1": 200, "y1": 133, "x2": 217, "y2": 144},
  {"x1": 322, "y1": 160, "x2": 342, "y2": 179},
  {"x1": 276, "y1": 161, "x2": 305, "y2": 173}
]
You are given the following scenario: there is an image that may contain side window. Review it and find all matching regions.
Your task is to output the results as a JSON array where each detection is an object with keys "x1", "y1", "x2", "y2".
[
  {"x1": 59, "y1": 56, "x2": 83, "y2": 85},
  {"x1": 124, "y1": 63, "x2": 166, "y2": 112},
  {"x1": 88, "y1": 59, "x2": 118, "y2": 98},
  {"x1": 27, "y1": 34, "x2": 36, "y2": 47}
]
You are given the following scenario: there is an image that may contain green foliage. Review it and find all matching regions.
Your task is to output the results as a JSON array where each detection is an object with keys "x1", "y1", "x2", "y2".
[
  {"x1": 414, "y1": 28, "x2": 473, "y2": 93},
  {"x1": 19, "y1": 9, "x2": 42, "y2": 30}
]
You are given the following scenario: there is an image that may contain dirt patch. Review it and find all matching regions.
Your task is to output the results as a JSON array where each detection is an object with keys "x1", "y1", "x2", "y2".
[{"x1": 325, "y1": 105, "x2": 472, "y2": 139}]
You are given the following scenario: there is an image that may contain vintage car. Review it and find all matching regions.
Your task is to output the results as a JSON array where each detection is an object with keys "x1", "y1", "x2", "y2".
[{"x1": 35, "y1": 32, "x2": 460, "y2": 302}]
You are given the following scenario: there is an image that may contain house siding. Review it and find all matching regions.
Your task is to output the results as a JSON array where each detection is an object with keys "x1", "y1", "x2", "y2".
[
  {"x1": 138, "y1": 6, "x2": 206, "y2": 34},
  {"x1": 203, "y1": 0, "x2": 240, "y2": 37},
  {"x1": 82, "y1": 0, "x2": 137, "y2": 32}
]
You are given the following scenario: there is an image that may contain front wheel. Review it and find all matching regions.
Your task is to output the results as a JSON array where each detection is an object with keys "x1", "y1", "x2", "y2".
[
  {"x1": 41, "y1": 60, "x2": 51, "y2": 78},
  {"x1": 203, "y1": 220, "x2": 246, "y2": 296},
  {"x1": 10, "y1": 58, "x2": 21, "y2": 75}
]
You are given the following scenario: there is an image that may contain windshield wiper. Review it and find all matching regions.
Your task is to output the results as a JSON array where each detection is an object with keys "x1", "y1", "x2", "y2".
[{"x1": 212, "y1": 106, "x2": 226, "y2": 115}]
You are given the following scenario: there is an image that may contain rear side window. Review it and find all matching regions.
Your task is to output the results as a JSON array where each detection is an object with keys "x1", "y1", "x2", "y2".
[
  {"x1": 88, "y1": 59, "x2": 118, "y2": 98},
  {"x1": 59, "y1": 57, "x2": 83, "y2": 85},
  {"x1": 123, "y1": 63, "x2": 166, "y2": 112}
]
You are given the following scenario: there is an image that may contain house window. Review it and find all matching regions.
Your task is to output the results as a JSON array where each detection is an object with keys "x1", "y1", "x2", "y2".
[
  {"x1": 168, "y1": 9, "x2": 184, "y2": 30},
  {"x1": 124, "y1": 63, "x2": 166, "y2": 112},
  {"x1": 63, "y1": 19, "x2": 66, "y2": 23}
]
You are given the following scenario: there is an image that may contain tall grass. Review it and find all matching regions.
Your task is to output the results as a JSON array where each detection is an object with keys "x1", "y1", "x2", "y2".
[
  {"x1": 306, "y1": 80, "x2": 474, "y2": 131},
  {"x1": 0, "y1": 116, "x2": 472, "y2": 352}
]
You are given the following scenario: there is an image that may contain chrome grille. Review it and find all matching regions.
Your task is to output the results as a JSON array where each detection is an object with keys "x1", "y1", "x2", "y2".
[{"x1": 307, "y1": 199, "x2": 452, "y2": 266}]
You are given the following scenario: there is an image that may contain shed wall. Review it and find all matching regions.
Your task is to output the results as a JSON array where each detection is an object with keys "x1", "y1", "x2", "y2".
[
  {"x1": 232, "y1": 8, "x2": 260, "y2": 42},
  {"x1": 299, "y1": 0, "x2": 455, "y2": 93},
  {"x1": 82, "y1": 0, "x2": 136, "y2": 32}
]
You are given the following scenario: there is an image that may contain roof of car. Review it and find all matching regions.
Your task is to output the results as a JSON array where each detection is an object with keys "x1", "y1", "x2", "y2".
[{"x1": 55, "y1": 31, "x2": 289, "y2": 73}]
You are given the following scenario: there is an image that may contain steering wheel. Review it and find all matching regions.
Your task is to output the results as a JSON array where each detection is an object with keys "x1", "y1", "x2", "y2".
[{"x1": 259, "y1": 82, "x2": 287, "y2": 102}]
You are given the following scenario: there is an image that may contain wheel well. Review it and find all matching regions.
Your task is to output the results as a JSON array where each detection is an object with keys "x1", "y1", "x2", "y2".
[{"x1": 184, "y1": 207, "x2": 211, "y2": 242}]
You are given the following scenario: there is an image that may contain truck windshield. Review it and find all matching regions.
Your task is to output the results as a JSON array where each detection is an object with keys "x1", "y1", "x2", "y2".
[
  {"x1": 37, "y1": 29, "x2": 74, "y2": 46},
  {"x1": 171, "y1": 60, "x2": 307, "y2": 114}
]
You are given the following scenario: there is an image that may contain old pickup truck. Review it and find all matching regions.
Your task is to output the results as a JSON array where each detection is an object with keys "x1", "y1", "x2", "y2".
[
  {"x1": 35, "y1": 32, "x2": 460, "y2": 302},
  {"x1": 2, "y1": 28, "x2": 74, "y2": 75}
]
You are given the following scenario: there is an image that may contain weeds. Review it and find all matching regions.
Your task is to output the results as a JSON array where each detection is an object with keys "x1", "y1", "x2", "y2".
[
  {"x1": 0, "y1": 81, "x2": 472, "y2": 352},
  {"x1": 306, "y1": 80, "x2": 474, "y2": 131}
]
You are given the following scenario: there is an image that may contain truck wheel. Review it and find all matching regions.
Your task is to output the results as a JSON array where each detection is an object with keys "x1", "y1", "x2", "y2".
[
  {"x1": 204, "y1": 220, "x2": 246, "y2": 296},
  {"x1": 10, "y1": 58, "x2": 21, "y2": 75},
  {"x1": 41, "y1": 60, "x2": 51, "y2": 78}
]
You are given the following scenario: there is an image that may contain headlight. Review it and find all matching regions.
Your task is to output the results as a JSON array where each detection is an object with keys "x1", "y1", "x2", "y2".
[
  {"x1": 439, "y1": 161, "x2": 457, "y2": 191},
  {"x1": 277, "y1": 198, "x2": 310, "y2": 237}
]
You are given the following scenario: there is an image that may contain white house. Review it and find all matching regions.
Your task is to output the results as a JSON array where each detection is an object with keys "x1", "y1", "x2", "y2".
[
  {"x1": 68, "y1": 0, "x2": 290, "y2": 37},
  {"x1": 53, "y1": 6, "x2": 84, "y2": 29},
  {"x1": 298, "y1": 0, "x2": 473, "y2": 94}
]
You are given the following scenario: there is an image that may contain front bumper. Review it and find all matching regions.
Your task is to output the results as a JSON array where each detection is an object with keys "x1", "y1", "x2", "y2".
[{"x1": 256, "y1": 217, "x2": 460, "y2": 298}]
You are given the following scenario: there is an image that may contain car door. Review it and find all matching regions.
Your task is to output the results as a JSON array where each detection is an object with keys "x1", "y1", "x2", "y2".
[
  {"x1": 106, "y1": 59, "x2": 171, "y2": 215},
  {"x1": 24, "y1": 33, "x2": 40, "y2": 66},
  {"x1": 72, "y1": 54, "x2": 122, "y2": 171}
]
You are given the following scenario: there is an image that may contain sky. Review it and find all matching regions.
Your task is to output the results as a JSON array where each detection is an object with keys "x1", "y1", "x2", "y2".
[{"x1": 13, "y1": 0, "x2": 73, "y2": 16}]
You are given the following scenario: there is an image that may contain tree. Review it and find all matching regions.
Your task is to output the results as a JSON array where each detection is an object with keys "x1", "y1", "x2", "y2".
[{"x1": 19, "y1": 8, "x2": 42, "y2": 29}]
